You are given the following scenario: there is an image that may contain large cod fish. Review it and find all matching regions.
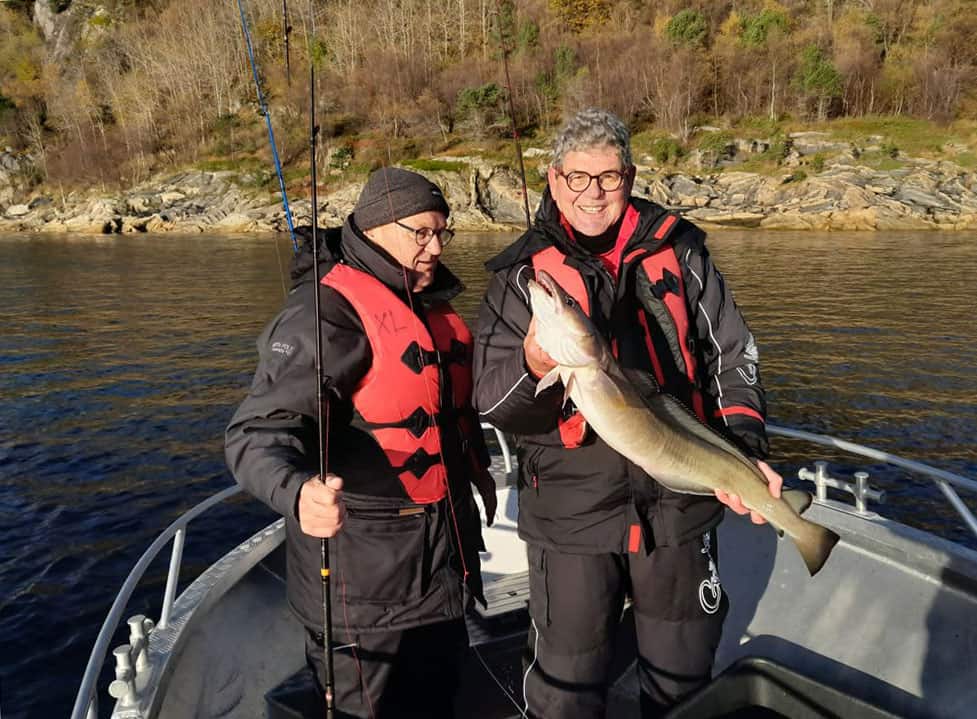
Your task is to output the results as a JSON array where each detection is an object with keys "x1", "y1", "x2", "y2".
[{"x1": 528, "y1": 270, "x2": 839, "y2": 576}]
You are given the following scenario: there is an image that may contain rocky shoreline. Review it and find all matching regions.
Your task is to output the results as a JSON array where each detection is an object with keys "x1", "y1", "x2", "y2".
[{"x1": 2, "y1": 146, "x2": 977, "y2": 234}]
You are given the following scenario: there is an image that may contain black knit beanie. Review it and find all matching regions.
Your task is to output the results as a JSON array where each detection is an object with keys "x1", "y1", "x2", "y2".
[{"x1": 352, "y1": 167, "x2": 450, "y2": 231}]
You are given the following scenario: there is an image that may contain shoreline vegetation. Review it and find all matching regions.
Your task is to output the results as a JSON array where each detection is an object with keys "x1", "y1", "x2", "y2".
[
  {"x1": 2, "y1": 123, "x2": 976, "y2": 233},
  {"x1": 2, "y1": 0, "x2": 977, "y2": 232}
]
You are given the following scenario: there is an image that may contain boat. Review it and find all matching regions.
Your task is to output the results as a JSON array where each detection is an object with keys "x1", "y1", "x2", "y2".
[{"x1": 71, "y1": 424, "x2": 977, "y2": 719}]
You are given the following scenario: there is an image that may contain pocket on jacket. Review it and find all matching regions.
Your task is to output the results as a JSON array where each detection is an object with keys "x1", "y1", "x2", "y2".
[
  {"x1": 333, "y1": 508, "x2": 428, "y2": 603},
  {"x1": 518, "y1": 444, "x2": 543, "y2": 493}
]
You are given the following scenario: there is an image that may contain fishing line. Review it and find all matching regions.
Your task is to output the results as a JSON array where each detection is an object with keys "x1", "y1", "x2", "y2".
[
  {"x1": 341, "y1": 577, "x2": 377, "y2": 718},
  {"x1": 371, "y1": 29, "x2": 531, "y2": 710},
  {"x1": 494, "y1": 0, "x2": 532, "y2": 231},
  {"x1": 379, "y1": 150, "x2": 470, "y2": 587},
  {"x1": 399, "y1": 262, "x2": 471, "y2": 587},
  {"x1": 381, "y1": 165, "x2": 526, "y2": 719},
  {"x1": 471, "y1": 644, "x2": 528, "y2": 718}
]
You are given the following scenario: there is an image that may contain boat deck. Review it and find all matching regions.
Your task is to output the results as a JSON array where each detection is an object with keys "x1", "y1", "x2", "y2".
[
  {"x1": 139, "y1": 492, "x2": 977, "y2": 719},
  {"x1": 78, "y1": 427, "x2": 977, "y2": 719}
]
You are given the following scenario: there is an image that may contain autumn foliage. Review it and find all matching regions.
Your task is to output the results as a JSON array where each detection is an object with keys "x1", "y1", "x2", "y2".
[{"x1": 1, "y1": 0, "x2": 975, "y2": 188}]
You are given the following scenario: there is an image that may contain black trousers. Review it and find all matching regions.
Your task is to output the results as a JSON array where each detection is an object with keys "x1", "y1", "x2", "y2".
[
  {"x1": 305, "y1": 618, "x2": 469, "y2": 719},
  {"x1": 522, "y1": 530, "x2": 727, "y2": 719}
]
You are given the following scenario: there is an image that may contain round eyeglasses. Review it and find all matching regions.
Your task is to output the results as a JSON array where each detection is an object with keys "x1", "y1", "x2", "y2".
[
  {"x1": 559, "y1": 169, "x2": 626, "y2": 193},
  {"x1": 394, "y1": 220, "x2": 455, "y2": 247}
]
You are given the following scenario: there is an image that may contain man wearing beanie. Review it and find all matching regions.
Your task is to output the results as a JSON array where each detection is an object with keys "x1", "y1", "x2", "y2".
[{"x1": 226, "y1": 167, "x2": 497, "y2": 718}]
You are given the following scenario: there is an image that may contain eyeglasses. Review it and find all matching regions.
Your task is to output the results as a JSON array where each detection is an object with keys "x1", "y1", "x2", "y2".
[
  {"x1": 559, "y1": 169, "x2": 626, "y2": 193},
  {"x1": 394, "y1": 220, "x2": 455, "y2": 247}
]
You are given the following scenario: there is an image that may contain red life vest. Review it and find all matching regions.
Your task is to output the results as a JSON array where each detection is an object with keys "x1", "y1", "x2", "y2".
[
  {"x1": 322, "y1": 263, "x2": 475, "y2": 503},
  {"x1": 531, "y1": 215, "x2": 707, "y2": 448}
]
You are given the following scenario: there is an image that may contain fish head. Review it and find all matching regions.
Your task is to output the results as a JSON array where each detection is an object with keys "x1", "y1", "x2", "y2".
[{"x1": 527, "y1": 269, "x2": 607, "y2": 369}]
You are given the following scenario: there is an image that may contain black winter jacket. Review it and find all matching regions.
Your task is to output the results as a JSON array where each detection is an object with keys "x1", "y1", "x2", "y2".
[
  {"x1": 226, "y1": 220, "x2": 486, "y2": 633},
  {"x1": 472, "y1": 192, "x2": 769, "y2": 553}
]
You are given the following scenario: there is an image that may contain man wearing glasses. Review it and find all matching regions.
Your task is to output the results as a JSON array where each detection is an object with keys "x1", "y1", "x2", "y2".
[
  {"x1": 226, "y1": 167, "x2": 496, "y2": 718},
  {"x1": 473, "y1": 108, "x2": 781, "y2": 718}
]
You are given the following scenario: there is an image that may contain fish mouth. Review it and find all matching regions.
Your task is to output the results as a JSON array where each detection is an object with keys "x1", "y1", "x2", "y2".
[{"x1": 529, "y1": 269, "x2": 569, "y2": 310}]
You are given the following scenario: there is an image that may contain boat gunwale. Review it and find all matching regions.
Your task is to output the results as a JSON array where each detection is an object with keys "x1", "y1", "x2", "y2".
[{"x1": 74, "y1": 426, "x2": 977, "y2": 719}]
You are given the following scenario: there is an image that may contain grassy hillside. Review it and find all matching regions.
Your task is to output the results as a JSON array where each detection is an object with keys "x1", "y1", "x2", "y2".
[{"x1": 1, "y1": 0, "x2": 975, "y2": 196}]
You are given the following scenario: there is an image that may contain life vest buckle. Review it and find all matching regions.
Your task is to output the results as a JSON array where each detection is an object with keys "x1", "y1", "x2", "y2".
[
  {"x1": 400, "y1": 448, "x2": 440, "y2": 479},
  {"x1": 401, "y1": 339, "x2": 467, "y2": 374},
  {"x1": 650, "y1": 268, "x2": 681, "y2": 299}
]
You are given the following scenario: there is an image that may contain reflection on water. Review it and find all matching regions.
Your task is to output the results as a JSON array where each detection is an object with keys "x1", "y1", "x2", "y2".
[
  {"x1": 0, "y1": 230, "x2": 976, "y2": 718},
  {"x1": 706, "y1": 231, "x2": 977, "y2": 538}
]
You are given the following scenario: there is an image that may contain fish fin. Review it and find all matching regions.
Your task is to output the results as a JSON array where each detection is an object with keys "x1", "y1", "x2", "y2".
[
  {"x1": 616, "y1": 367, "x2": 753, "y2": 495},
  {"x1": 646, "y1": 390, "x2": 764, "y2": 480},
  {"x1": 535, "y1": 367, "x2": 562, "y2": 397},
  {"x1": 794, "y1": 523, "x2": 841, "y2": 576},
  {"x1": 621, "y1": 365, "x2": 662, "y2": 395},
  {"x1": 664, "y1": 481, "x2": 715, "y2": 496},
  {"x1": 563, "y1": 372, "x2": 575, "y2": 406},
  {"x1": 783, "y1": 489, "x2": 813, "y2": 517}
]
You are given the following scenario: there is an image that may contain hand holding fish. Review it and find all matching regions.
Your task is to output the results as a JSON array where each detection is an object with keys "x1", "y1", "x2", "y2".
[
  {"x1": 715, "y1": 460, "x2": 783, "y2": 525},
  {"x1": 526, "y1": 269, "x2": 840, "y2": 575},
  {"x1": 298, "y1": 473, "x2": 346, "y2": 538},
  {"x1": 523, "y1": 316, "x2": 558, "y2": 379}
]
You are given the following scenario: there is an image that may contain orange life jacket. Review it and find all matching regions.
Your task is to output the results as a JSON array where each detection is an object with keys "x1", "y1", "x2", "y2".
[{"x1": 322, "y1": 263, "x2": 475, "y2": 503}]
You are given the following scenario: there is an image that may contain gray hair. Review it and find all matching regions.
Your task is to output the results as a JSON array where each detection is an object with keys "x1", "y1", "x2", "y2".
[{"x1": 550, "y1": 108, "x2": 632, "y2": 169}]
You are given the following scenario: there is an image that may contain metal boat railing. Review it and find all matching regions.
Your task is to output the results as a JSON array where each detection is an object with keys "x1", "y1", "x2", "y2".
[
  {"x1": 70, "y1": 485, "x2": 242, "y2": 719},
  {"x1": 72, "y1": 426, "x2": 977, "y2": 719},
  {"x1": 768, "y1": 424, "x2": 977, "y2": 538}
]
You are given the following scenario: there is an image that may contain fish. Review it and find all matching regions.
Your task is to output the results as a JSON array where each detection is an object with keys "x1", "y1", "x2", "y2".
[{"x1": 527, "y1": 269, "x2": 839, "y2": 576}]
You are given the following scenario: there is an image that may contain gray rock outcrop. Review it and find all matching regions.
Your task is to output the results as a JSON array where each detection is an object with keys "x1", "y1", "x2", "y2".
[{"x1": 2, "y1": 154, "x2": 976, "y2": 235}]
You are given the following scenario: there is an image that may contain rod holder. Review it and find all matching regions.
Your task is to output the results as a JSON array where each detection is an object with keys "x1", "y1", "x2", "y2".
[
  {"x1": 108, "y1": 645, "x2": 137, "y2": 706},
  {"x1": 127, "y1": 614, "x2": 152, "y2": 674},
  {"x1": 798, "y1": 462, "x2": 885, "y2": 515}
]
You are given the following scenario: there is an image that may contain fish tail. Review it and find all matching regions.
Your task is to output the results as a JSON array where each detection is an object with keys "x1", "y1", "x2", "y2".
[{"x1": 793, "y1": 520, "x2": 840, "y2": 576}]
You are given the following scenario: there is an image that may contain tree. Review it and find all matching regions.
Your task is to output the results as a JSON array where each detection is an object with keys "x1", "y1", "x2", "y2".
[
  {"x1": 741, "y1": 8, "x2": 789, "y2": 48},
  {"x1": 717, "y1": 5, "x2": 793, "y2": 121},
  {"x1": 665, "y1": 9, "x2": 707, "y2": 48},
  {"x1": 456, "y1": 82, "x2": 504, "y2": 137},
  {"x1": 548, "y1": 0, "x2": 609, "y2": 34},
  {"x1": 832, "y1": 8, "x2": 884, "y2": 115},
  {"x1": 0, "y1": 7, "x2": 47, "y2": 149},
  {"x1": 796, "y1": 44, "x2": 843, "y2": 120}
]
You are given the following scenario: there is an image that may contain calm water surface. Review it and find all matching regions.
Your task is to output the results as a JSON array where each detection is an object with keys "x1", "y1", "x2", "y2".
[{"x1": 1, "y1": 230, "x2": 976, "y2": 717}]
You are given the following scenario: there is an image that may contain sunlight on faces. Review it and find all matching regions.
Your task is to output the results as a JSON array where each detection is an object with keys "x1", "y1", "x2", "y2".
[
  {"x1": 547, "y1": 146, "x2": 634, "y2": 237},
  {"x1": 365, "y1": 210, "x2": 448, "y2": 292}
]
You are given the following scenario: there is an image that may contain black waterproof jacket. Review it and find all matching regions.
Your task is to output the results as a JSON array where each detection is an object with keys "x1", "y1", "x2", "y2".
[
  {"x1": 473, "y1": 192, "x2": 769, "y2": 553},
  {"x1": 226, "y1": 220, "x2": 486, "y2": 633}
]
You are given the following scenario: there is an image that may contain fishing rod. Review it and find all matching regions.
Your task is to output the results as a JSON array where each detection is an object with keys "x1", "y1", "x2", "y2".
[
  {"x1": 306, "y1": 7, "x2": 336, "y2": 715},
  {"x1": 235, "y1": 0, "x2": 299, "y2": 252},
  {"x1": 494, "y1": 0, "x2": 531, "y2": 231},
  {"x1": 238, "y1": 0, "x2": 334, "y2": 709},
  {"x1": 309, "y1": 61, "x2": 337, "y2": 719},
  {"x1": 282, "y1": 0, "x2": 292, "y2": 86}
]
